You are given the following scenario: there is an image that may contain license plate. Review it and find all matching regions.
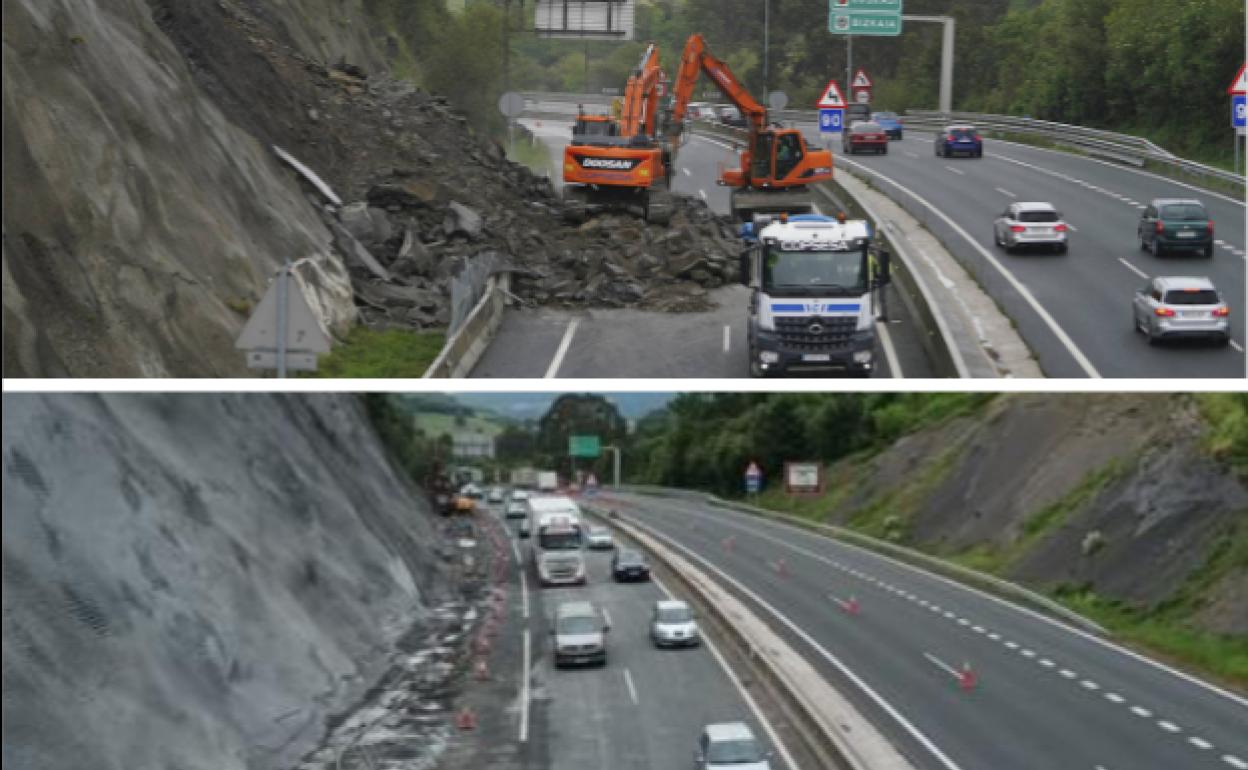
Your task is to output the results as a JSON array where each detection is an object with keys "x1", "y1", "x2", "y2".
[
  {"x1": 802, "y1": 353, "x2": 831, "y2": 362},
  {"x1": 1176, "y1": 231, "x2": 1196, "y2": 238},
  {"x1": 1179, "y1": 311, "x2": 1205, "y2": 318}
]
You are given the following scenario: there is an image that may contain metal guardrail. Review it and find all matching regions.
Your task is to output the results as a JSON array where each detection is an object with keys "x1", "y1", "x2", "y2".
[{"x1": 519, "y1": 92, "x2": 1244, "y2": 194}]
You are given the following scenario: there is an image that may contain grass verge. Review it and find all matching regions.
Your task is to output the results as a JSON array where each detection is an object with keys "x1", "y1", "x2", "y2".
[{"x1": 307, "y1": 327, "x2": 445, "y2": 378}]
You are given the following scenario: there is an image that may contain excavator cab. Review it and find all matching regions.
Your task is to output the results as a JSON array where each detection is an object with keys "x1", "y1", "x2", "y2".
[{"x1": 572, "y1": 114, "x2": 619, "y2": 144}]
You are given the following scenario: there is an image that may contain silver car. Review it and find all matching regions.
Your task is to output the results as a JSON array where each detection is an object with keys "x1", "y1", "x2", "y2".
[
  {"x1": 697, "y1": 722, "x2": 772, "y2": 770},
  {"x1": 585, "y1": 525, "x2": 614, "y2": 550},
  {"x1": 994, "y1": 201, "x2": 1068, "y2": 253},
  {"x1": 651, "y1": 599, "x2": 699, "y2": 648},
  {"x1": 1132, "y1": 276, "x2": 1231, "y2": 345},
  {"x1": 553, "y1": 600, "x2": 609, "y2": 668}
]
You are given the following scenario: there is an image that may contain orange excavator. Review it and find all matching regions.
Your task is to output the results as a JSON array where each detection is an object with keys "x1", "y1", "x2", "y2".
[
  {"x1": 561, "y1": 43, "x2": 673, "y2": 224},
  {"x1": 668, "y1": 34, "x2": 833, "y2": 221}
]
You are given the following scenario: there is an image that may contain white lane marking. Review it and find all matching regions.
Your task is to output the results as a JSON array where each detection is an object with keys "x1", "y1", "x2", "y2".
[
  {"x1": 639, "y1": 527, "x2": 967, "y2": 770},
  {"x1": 922, "y1": 651, "x2": 962, "y2": 679},
  {"x1": 1223, "y1": 754, "x2": 1248, "y2": 768},
  {"x1": 543, "y1": 318, "x2": 580, "y2": 378},
  {"x1": 699, "y1": 188, "x2": 708, "y2": 202},
  {"x1": 623, "y1": 667, "x2": 639, "y2": 705},
  {"x1": 904, "y1": 151, "x2": 919, "y2": 158},
  {"x1": 1104, "y1": 692, "x2": 1125, "y2": 703},
  {"x1": 1040, "y1": 659, "x2": 1055, "y2": 667},
  {"x1": 1061, "y1": 669, "x2": 1079, "y2": 679},
  {"x1": 1230, "y1": 340, "x2": 1244, "y2": 353},
  {"x1": 511, "y1": 535, "x2": 522, "y2": 565},
  {"x1": 1190, "y1": 737, "x2": 1213, "y2": 750},
  {"x1": 988, "y1": 632, "x2": 1001, "y2": 641},
  {"x1": 837, "y1": 157, "x2": 1101, "y2": 377},
  {"x1": 1158, "y1": 720, "x2": 1181, "y2": 733},
  {"x1": 1021, "y1": 648, "x2": 1036, "y2": 658},
  {"x1": 651, "y1": 577, "x2": 800, "y2": 770},
  {"x1": 1004, "y1": 640, "x2": 1019, "y2": 649},
  {"x1": 944, "y1": 165, "x2": 965, "y2": 175},
  {"x1": 520, "y1": 570, "x2": 530, "y2": 620},
  {"x1": 1117, "y1": 257, "x2": 1150, "y2": 280},
  {"x1": 602, "y1": 607, "x2": 612, "y2": 629},
  {"x1": 995, "y1": 187, "x2": 1016, "y2": 198},
  {"x1": 877, "y1": 321, "x2": 904, "y2": 378},
  {"x1": 661, "y1": 494, "x2": 1248, "y2": 710},
  {"x1": 519, "y1": 628, "x2": 531, "y2": 742},
  {"x1": 1081, "y1": 680, "x2": 1100, "y2": 691},
  {"x1": 972, "y1": 625, "x2": 986, "y2": 634},
  {"x1": 723, "y1": 324, "x2": 731, "y2": 353},
  {"x1": 1130, "y1": 705, "x2": 1153, "y2": 718},
  {"x1": 681, "y1": 167, "x2": 691, "y2": 177}
]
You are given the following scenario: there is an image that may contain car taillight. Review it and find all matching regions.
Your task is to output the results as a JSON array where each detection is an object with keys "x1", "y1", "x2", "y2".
[
  {"x1": 1154, "y1": 307, "x2": 1176, "y2": 317},
  {"x1": 946, "y1": 134, "x2": 956, "y2": 142},
  {"x1": 1054, "y1": 223, "x2": 1068, "y2": 232},
  {"x1": 1155, "y1": 221, "x2": 1164, "y2": 234},
  {"x1": 1213, "y1": 306, "x2": 1230, "y2": 317},
  {"x1": 1207, "y1": 220, "x2": 1215, "y2": 233},
  {"x1": 1010, "y1": 225, "x2": 1026, "y2": 233},
  {"x1": 973, "y1": 134, "x2": 982, "y2": 141}
]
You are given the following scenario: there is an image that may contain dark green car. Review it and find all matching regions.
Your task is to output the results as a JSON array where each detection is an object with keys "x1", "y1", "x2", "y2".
[{"x1": 1138, "y1": 198, "x2": 1213, "y2": 257}]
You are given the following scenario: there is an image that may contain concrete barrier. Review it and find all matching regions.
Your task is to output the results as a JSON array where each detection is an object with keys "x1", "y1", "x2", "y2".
[
  {"x1": 585, "y1": 503, "x2": 917, "y2": 770},
  {"x1": 422, "y1": 273, "x2": 510, "y2": 378}
]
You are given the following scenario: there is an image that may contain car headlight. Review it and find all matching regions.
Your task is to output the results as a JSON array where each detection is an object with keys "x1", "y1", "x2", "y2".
[
  {"x1": 854, "y1": 350, "x2": 873, "y2": 364},
  {"x1": 760, "y1": 351, "x2": 780, "y2": 363}
]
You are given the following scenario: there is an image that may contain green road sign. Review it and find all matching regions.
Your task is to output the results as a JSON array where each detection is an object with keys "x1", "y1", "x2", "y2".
[
  {"x1": 569, "y1": 435, "x2": 601, "y2": 458},
  {"x1": 829, "y1": 11, "x2": 902, "y2": 36},
  {"x1": 832, "y1": 0, "x2": 902, "y2": 10}
]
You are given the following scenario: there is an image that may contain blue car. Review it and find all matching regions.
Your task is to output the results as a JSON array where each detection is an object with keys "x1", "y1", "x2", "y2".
[
  {"x1": 935, "y1": 124, "x2": 983, "y2": 158},
  {"x1": 871, "y1": 111, "x2": 903, "y2": 140}
]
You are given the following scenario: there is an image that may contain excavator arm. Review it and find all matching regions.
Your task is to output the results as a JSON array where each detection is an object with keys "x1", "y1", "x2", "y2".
[
  {"x1": 619, "y1": 43, "x2": 662, "y2": 138},
  {"x1": 669, "y1": 33, "x2": 767, "y2": 135}
]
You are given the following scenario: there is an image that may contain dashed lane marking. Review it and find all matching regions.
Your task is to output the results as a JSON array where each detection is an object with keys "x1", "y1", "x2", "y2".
[
  {"x1": 623, "y1": 667, "x2": 640, "y2": 705},
  {"x1": 995, "y1": 187, "x2": 1016, "y2": 198},
  {"x1": 1117, "y1": 257, "x2": 1150, "y2": 281}
]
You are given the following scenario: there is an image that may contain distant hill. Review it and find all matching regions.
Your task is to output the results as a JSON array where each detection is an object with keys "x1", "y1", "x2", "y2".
[{"x1": 451, "y1": 393, "x2": 673, "y2": 421}]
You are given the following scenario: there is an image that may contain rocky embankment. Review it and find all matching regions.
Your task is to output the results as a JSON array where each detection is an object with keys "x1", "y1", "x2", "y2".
[
  {"x1": 2, "y1": 0, "x2": 740, "y2": 376},
  {"x1": 1, "y1": 394, "x2": 486, "y2": 769},
  {"x1": 822, "y1": 394, "x2": 1247, "y2": 635}
]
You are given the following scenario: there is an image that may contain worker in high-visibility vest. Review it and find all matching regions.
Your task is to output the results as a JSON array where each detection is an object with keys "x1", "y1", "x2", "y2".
[
  {"x1": 611, "y1": 97, "x2": 623, "y2": 121},
  {"x1": 869, "y1": 233, "x2": 892, "y2": 322}
]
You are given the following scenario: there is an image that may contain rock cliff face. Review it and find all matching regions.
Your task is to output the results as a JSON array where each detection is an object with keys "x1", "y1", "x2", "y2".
[
  {"x1": 2, "y1": 0, "x2": 744, "y2": 376},
  {"x1": 2, "y1": 394, "x2": 451, "y2": 769},
  {"x1": 2, "y1": 1, "x2": 361, "y2": 376},
  {"x1": 824, "y1": 394, "x2": 1247, "y2": 634}
]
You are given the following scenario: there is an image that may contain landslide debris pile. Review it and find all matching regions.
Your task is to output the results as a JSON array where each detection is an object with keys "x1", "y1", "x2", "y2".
[
  {"x1": 3, "y1": 1, "x2": 742, "y2": 376},
  {"x1": 155, "y1": 1, "x2": 743, "y2": 326}
]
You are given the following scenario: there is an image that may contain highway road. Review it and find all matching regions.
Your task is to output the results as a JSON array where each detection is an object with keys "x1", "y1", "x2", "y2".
[
  {"x1": 472, "y1": 117, "x2": 932, "y2": 378},
  {"x1": 517, "y1": 100, "x2": 1245, "y2": 378},
  {"x1": 598, "y1": 490, "x2": 1248, "y2": 770},
  {"x1": 787, "y1": 121, "x2": 1246, "y2": 378},
  {"x1": 483, "y1": 499, "x2": 797, "y2": 770}
]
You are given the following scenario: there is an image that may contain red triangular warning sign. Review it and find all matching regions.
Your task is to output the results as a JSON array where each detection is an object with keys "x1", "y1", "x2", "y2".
[
  {"x1": 1229, "y1": 63, "x2": 1247, "y2": 95},
  {"x1": 852, "y1": 69, "x2": 872, "y2": 88},
  {"x1": 816, "y1": 79, "x2": 846, "y2": 109}
]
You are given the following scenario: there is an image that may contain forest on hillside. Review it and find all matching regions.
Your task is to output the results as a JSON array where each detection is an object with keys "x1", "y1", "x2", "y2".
[{"x1": 368, "y1": 0, "x2": 1244, "y2": 164}]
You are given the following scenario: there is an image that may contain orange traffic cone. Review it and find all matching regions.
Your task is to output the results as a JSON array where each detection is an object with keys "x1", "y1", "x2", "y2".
[{"x1": 959, "y1": 662, "x2": 977, "y2": 691}]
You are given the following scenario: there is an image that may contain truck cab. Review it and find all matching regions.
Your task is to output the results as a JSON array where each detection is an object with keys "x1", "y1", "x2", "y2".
[
  {"x1": 530, "y1": 496, "x2": 586, "y2": 586},
  {"x1": 740, "y1": 214, "x2": 876, "y2": 377}
]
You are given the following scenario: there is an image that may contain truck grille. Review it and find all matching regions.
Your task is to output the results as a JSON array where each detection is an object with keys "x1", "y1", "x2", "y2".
[{"x1": 775, "y1": 316, "x2": 857, "y2": 350}]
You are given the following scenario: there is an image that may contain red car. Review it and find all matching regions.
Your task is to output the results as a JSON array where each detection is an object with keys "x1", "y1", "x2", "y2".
[{"x1": 842, "y1": 121, "x2": 889, "y2": 155}]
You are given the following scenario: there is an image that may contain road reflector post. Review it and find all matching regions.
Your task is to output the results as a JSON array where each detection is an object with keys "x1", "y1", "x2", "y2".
[{"x1": 457, "y1": 706, "x2": 477, "y2": 730}]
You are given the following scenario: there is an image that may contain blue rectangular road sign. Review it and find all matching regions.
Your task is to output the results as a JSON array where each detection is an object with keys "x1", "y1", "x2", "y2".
[
  {"x1": 1233, "y1": 95, "x2": 1246, "y2": 129},
  {"x1": 819, "y1": 108, "x2": 845, "y2": 133}
]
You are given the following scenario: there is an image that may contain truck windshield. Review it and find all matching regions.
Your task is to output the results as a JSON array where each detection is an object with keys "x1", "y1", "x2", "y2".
[
  {"x1": 538, "y1": 528, "x2": 582, "y2": 550},
  {"x1": 763, "y1": 248, "x2": 867, "y2": 295}
]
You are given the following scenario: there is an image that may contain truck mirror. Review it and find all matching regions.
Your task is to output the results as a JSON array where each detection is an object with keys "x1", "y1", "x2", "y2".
[
  {"x1": 738, "y1": 250, "x2": 751, "y2": 286},
  {"x1": 877, "y1": 247, "x2": 892, "y2": 286}
]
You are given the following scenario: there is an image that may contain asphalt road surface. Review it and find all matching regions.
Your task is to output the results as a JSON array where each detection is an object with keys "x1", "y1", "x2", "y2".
[
  {"x1": 484, "y1": 500, "x2": 797, "y2": 770},
  {"x1": 798, "y1": 123, "x2": 1246, "y2": 378},
  {"x1": 599, "y1": 491, "x2": 1248, "y2": 770}
]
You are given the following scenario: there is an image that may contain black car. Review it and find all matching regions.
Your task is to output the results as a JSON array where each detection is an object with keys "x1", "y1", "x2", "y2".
[{"x1": 611, "y1": 549, "x2": 651, "y2": 582}]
